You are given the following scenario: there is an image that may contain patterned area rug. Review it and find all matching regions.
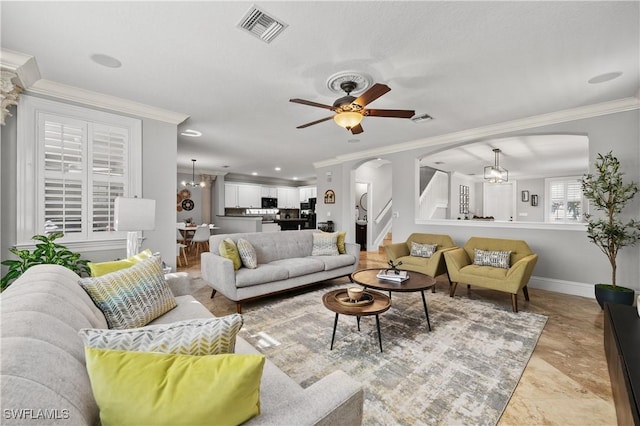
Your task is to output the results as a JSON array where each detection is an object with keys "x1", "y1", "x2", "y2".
[{"x1": 239, "y1": 284, "x2": 548, "y2": 426}]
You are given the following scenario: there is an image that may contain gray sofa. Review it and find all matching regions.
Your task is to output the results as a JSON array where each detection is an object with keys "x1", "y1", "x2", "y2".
[
  {"x1": 202, "y1": 230, "x2": 360, "y2": 313},
  {"x1": 0, "y1": 265, "x2": 364, "y2": 425}
]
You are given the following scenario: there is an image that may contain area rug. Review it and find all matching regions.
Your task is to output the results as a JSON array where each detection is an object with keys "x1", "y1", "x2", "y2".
[{"x1": 239, "y1": 284, "x2": 548, "y2": 426}]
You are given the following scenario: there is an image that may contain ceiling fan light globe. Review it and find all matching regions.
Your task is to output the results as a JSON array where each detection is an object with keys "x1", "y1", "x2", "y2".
[{"x1": 333, "y1": 111, "x2": 362, "y2": 129}]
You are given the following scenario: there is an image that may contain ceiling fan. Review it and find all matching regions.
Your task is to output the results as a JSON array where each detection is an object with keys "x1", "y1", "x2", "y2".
[{"x1": 290, "y1": 81, "x2": 415, "y2": 135}]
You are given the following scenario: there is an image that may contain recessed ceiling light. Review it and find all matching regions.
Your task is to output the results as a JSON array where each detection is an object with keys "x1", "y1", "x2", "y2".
[
  {"x1": 90, "y1": 53, "x2": 122, "y2": 68},
  {"x1": 434, "y1": 161, "x2": 445, "y2": 165},
  {"x1": 293, "y1": 177, "x2": 298, "y2": 180},
  {"x1": 251, "y1": 172, "x2": 258, "y2": 176},
  {"x1": 275, "y1": 167, "x2": 281, "y2": 171},
  {"x1": 181, "y1": 129, "x2": 202, "y2": 137},
  {"x1": 588, "y1": 72, "x2": 623, "y2": 84}
]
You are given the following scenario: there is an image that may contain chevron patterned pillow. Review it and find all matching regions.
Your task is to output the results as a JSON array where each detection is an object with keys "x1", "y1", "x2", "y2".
[
  {"x1": 79, "y1": 256, "x2": 177, "y2": 329},
  {"x1": 237, "y1": 238, "x2": 258, "y2": 269},
  {"x1": 473, "y1": 249, "x2": 512, "y2": 269},
  {"x1": 79, "y1": 314, "x2": 244, "y2": 355}
]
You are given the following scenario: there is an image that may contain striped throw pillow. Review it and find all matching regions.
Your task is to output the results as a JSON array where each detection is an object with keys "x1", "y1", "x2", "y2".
[
  {"x1": 79, "y1": 256, "x2": 177, "y2": 329},
  {"x1": 78, "y1": 314, "x2": 243, "y2": 355},
  {"x1": 410, "y1": 242, "x2": 438, "y2": 258},
  {"x1": 237, "y1": 238, "x2": 258, "y2": 269},
  {"x1": 473, "y1": 249, "x2": 512, "y2": 269},
  {"x1": 312, "y1": 232, "x2": 339, "y2": 256}
]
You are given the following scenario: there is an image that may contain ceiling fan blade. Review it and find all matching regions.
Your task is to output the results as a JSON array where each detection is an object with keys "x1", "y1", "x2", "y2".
[
  {"x1": 290, "y1": 98, "x2": 336, "y2": 110},
  {"x1": 350, "y1": 123, "x2": 364, "y2": 134},
  {"x1": 353, "y1": 83, "x2": 391, "y2": 108},
  {"x1": 366, "y1": 109, "x2": 415, "y2": 119},
  {"x1": 296, "y1": 116, "x2": 334, "y2": 129}
]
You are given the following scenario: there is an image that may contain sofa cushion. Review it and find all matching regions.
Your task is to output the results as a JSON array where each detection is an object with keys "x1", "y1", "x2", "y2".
[
  {"x1": 87, "y1": 249, "x2": 154, "y2": 277},
  {"x1": 78, "y1": 256, "x2": 177, "y2": 329},
  {"x1": 220, "y1": 238, "x2": 242, "y2": 270},
  {"x1": 270, "y1": 258, "x2": 325, "y2": 278},
  {"x1": 473, "y1": 249, "x2": 511, "y2": 269},
  {"x1": 460, "y1": 264, "x2": 509, "y2": 280},
  {"x1": 308, "y1": 254, "x2": 357, "y2": 271},
  {"x1": 410, "y1": 242, "x2": 437, "y2": 258},
  {"x1": 238, "y1": 238, "x2": 258, "y2": 269},
  {"x1": 312, "y1": 232, "x2": 339, "y2": 256},
  {"x1": 85, "y1": 347, "x2": 265, "y2": 426},
  {"x1": 79, "y1": 314, "x2": 243, "y2": 355},
  {"x1": 236, "y1": 264, "x2": 289, "y2": 288}
]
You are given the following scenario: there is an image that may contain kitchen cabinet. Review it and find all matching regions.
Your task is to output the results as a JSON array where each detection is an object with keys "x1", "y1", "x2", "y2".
[
  {"x1": 261, "y1": 186, "x2": 278, "y2": 198},
  {"x1": 277, "y1": 187, "x2": 298, "y2": 209},
  {"x1": 238, "y1": 185, "x2": 261, "y2": 208},
  {"x1": 356, "y1": 223, "x2": 367, "y2": 251},
  {"x1": 299, "y1": 186, "x2": 317, "y2": 203},
  {"x1": 225, "y1": 183, "x2": 240, "y2": 208}
]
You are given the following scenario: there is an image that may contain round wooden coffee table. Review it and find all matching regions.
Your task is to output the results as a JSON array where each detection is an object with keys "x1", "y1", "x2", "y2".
[
  {"x1": 351, "y1": 268, "x2": 437, "y2": 332},
  {"x1": 322, "y1": 289, "x2": 391, "y2": 352}
]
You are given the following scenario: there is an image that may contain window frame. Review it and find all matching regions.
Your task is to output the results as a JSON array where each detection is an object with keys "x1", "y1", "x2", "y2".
[
  {"x1": 544, "y1": 176, "x2": 585, "y2": 224},
  {"x1": 16, "y1": 95, "x2": 142, "y2": 251}
]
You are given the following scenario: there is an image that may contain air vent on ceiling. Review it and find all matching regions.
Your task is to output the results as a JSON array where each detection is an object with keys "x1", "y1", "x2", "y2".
[{"x1": 238, "y1": 6, "x2": 287, "y2": 44}]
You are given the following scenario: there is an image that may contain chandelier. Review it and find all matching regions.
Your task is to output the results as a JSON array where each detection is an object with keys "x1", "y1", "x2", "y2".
[
  {"x1": 484, "y1": 148, "x2": 508, "y2": 183},
  {"x1": 182, "y1": 159, "x2": 205, "y2": 188}
]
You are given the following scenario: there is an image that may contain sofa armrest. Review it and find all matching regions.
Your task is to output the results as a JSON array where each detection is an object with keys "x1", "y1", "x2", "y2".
[
  {"x1": 444, "y1": 248, "x2": 471, "y2": 281},
  {"x1": 247, "y1": 370, "x2": 363, "y2": 426},
  {"x1": 164, "y1": 272, "x2": 193, "y2": 297},
  {"x1": 385, "y1": 242, "x2": 409, "y2": 261},
  {"x1": 200, "y1": 252, "x2": 238, "y2": 300},
  {"x1": 345, "y1": 242, "x2": 360, "y2": 257},
  {"x1": 506, "y1": 253, "x2": 539, "y2": 287}
]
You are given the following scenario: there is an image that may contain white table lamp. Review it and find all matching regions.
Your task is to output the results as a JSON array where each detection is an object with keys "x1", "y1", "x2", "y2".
[{"x1": 114, "y1": 197, "x2": 156, "y2": 258}]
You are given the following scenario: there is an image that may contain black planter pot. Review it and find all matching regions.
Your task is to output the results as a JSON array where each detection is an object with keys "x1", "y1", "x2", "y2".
[{"x1": 594, "y1": 284, "x2": 636, "y2": 310}]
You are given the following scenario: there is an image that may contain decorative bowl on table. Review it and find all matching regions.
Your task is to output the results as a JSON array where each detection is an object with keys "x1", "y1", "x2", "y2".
[{"x1": 347, "y1": 287, "x2": 364, "y2": 301}]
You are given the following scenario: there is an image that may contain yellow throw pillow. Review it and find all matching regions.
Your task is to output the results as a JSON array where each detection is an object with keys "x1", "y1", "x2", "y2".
[
  {"x1": 336, "y1": 230, "x2": 347, "y2": 254},
  {"x1": 85, "y1": 347, "x2": 265, "y2": 426},
  {"x1": 219, "y1": 238, "x2": 242, "y2": 270},
  {"x1": 88, "y1": 249, "x2": 154, "y2": 277}
]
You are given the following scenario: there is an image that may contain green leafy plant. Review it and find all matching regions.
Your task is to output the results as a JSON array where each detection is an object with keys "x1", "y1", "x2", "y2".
[
  {"x1": 1, "y1": 233, "x2": 90, "y2": 291},
  {"x1": 581, "y1": 151, "x2": 640, "y2": 287}
]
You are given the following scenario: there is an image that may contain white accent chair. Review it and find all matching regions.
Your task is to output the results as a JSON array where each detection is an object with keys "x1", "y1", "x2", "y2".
[{"x1": 190, "y1": 224, "x2": 210, "y2": 256}]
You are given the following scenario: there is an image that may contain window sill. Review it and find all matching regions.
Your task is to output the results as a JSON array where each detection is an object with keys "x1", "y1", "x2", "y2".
[
  {"x1": 14, "y1": 238, "x2": 127, "y2": 252},
  {"x1": 415, "y1": 219, "x2": 587, "y2": 232}
]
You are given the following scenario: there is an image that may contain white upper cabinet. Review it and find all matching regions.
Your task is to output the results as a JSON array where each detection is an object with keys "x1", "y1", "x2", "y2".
[
  {"x1": 225, "y1": 183, "x2": 240, "y2": 208},
  {"x1": 237, "y1": 184, "x2": 261, "y2": 208},
  {"x1": 261, "y1": 186, "x2": 278, "y2": 198},
  {"x1": 299, "y1": 186, "x2": 317, "y2": 202},
  {"x1": 277, "y1": 187, "x2": 298, "y2": 208}
]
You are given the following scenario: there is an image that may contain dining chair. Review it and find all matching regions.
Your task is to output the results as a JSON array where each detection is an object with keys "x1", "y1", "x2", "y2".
[
  {"x1": 176, "y1": 243, "x2": 188, "y2": 267},
  {"x1": 190, "y1": 224, "x2": 210, "y2": 257}
]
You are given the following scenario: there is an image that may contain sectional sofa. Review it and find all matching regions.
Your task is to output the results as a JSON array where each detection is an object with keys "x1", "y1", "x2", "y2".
[
  {"x1": 202, "y1": 230, "x2": 360, "y2": 313},
  {"x1": 0, "y1": 264, "x2": 364, "y2": 425}
]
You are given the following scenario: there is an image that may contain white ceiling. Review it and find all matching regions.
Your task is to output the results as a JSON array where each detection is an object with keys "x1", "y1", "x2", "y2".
[{"x1": 2, "y1": 1, "x2": 638, "y2": 182}]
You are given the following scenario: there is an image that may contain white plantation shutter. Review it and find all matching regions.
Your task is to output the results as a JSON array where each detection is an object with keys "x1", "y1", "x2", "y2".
[
  {"x1": 18, "y1": 96, "x2": 141, "y2": 246},
  {"x1": 41, "y1": 116, "x2": 86, "y2": 236},
  {"x1": 90, "y1": 125, "x2": 128, "y2": 234},
  {"x1": 545, "y1": 177, "x2": 584, "y2": 223}
]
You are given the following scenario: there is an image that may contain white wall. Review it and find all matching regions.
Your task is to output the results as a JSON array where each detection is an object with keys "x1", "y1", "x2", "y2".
[
  {"x1": 516, "y1": 178, "x2": 545, "y2": 222},
  {"x1": 317, "y1": 109, "x2": 640, "y2": 295}
]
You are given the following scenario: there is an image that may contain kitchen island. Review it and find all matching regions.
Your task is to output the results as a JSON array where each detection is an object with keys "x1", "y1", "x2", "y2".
[{"x1": 275, "y1": 218, "x2": 308, "y2": 231}]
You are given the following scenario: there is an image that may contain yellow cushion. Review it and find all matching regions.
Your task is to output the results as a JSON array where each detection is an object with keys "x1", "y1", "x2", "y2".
[
  {"x1": 219, "y1": 238, "x2": 242, "y2": 270},
  {"x1": 88, "y1": 249, "x2": 154, "y2": 277},
  {"x1": 336, "y1": 231, "x2": 347, "y2": 254},
  {"x1": 85, "y1": 347, "x2": 265, "y2": 426}
]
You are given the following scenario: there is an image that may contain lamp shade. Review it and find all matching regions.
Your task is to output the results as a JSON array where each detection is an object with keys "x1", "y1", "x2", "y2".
[
  {"x1": 333, "y1": 111, "x2": 362, "y2": 129},
  {"x1": 114, "y1": 197, "x2": 156, "y2": 231}
]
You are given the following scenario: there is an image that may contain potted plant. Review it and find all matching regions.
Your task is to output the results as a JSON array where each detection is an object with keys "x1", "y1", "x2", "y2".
[
  {"x1": 581, "y1": 151, "x2": 640, "y2": 309},
  {"x1": 1, "y1": 233, "x2": 90, "y2": 291}
]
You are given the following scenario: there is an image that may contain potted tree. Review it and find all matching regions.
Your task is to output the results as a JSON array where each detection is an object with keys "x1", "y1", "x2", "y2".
[
  {"x1": 581, "y1": 151, "x2": 640, "y2": 309},
  {"x1": 1, "y1": 233, "x2": 90, "y2": 291}
]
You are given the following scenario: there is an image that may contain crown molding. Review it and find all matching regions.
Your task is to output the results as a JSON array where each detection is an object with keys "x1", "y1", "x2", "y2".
[
  {"x1": 0, "y1": 48, "x2": 41, "y2": 87},
  {"x1": 1, "y1": 48, "x2": 188, "y2": 125},
  {"x1": 313, "y1": 97, "x2": 640, "y2": 168},
  {"x1": 27, "y1": 79, "x2": 189, "y2": 125}
]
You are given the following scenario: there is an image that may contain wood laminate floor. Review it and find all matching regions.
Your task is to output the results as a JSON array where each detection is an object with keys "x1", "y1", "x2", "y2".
[{"x1": 177, "y1": 249, "x2": 617, "y2": 425}]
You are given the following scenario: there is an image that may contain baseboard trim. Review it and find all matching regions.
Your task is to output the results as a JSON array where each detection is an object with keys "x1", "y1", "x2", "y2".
[{"x1": 528, "y1": 276, "x2": 595, "y2": 299}]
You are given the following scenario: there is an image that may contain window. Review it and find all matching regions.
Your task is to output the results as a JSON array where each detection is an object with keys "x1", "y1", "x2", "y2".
[
  {"x1": 17, "y1": 96, "x2": 141, "y2": 248},
  {"x1": 544, "y1": 177, "x2": 584, "y2": 223}
]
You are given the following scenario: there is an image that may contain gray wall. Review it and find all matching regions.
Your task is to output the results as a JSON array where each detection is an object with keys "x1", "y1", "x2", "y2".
[
  {"x1": 316, "y1": 109, "x2": 640, "y2": 294},
  {"x1": 1, "y1": 99, "x2": 178, "y2": 274}
]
